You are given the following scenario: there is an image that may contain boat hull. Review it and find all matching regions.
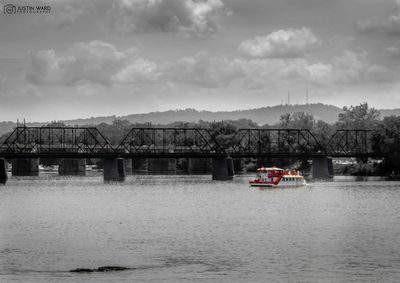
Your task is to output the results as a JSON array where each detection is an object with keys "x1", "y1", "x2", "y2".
[{"x1": 249, "y1": 180, "x2": 306, "y2": 187}]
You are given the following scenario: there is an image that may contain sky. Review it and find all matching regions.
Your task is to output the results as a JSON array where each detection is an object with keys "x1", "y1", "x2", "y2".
[{"x1": 1, "y1": 0, "x2": 400, "y2": 121}]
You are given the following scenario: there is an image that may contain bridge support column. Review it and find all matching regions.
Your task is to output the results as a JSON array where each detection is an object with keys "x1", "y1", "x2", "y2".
[
  {"x1": 124, "y1": 159, "x2": 133, "y2": 175},
  {"x1": 0, "y1": 158, "x2": 7, "y2": 184},
  {"x1": 212, "y1": 157, "x2": 234, "y2": 180},
  {"x1": 312, "y1": 156, "x2": 333, "y2": 179},
  {"x1": 58, "y1": 159, "x2": 86, "y2": 176},
  {"x1": 104, "y1": 158, "x2": 126, "y2": 182},
  {"x1": 12, "y1": 158, "x2": 39, "y2": 176}
]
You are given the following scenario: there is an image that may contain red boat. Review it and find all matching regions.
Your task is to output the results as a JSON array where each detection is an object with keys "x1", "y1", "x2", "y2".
[{"x1": 249, "y1": 167, "x2": 306, "y2": 187}]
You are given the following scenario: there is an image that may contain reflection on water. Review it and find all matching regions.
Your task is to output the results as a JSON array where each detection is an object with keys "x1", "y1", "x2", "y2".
[{"x1": 1, "y1": 174, "x2": 400, "y2": 282}]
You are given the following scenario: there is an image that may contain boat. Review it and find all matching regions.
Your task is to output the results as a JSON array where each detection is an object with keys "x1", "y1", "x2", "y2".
[{"x1": 249, "y1": 167, "x2": 306, "y2": 187}]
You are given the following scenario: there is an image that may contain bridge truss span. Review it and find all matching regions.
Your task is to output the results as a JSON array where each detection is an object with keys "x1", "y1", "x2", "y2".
[
  {"x1": 0, "y1": 126, "x2": 379, "y2": 159},
  {"x1": 117, "y1": 128, "x2": 225, "y2": 158},
  {"x1": 326, "y1": 129, "x2": 373, "y2": 157},
  {"x1": 231, "y1": 128, "x2": 325, "y2": 158},
  {"x1": 0, "y1": 126, "x2": 115, "y2": 158}
]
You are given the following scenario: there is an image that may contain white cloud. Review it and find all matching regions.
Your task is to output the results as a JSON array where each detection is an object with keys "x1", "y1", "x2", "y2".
[
  {"x1": 24, "y1": 42, "x2": 394, "y2": 96},
  {"x1": 331, "y1": 50, "x2": 367, "y2": 83},
  {"x1": 164, "y1": 51, "x2": 244, "y2": 87},
  {"x1": 163, "y1": 49, "x2": 392, "y2": 90},
  {"x1": 330, "y1": 50, "x2": 395, "y2": 84},
  {"x1": 238, "y1": 27, "x2": 320, "y2": 58},
  {"x1": 162, "y1": 51, "x2": 332, "y2": 89},
  {"x1": 365, "y1": 64, "x2": 393, "y2": 82},
  {"x1": 33, "y1": 0, "x2": 227, "y2": 36},
  {"x1": 44, "y1": 1, "x2": 89, "y2": 28},
  {"x1": 26, "y1": 41, "x2": 158, "y2": 86},
  {"x1": 113, "y1": 58, "x2": 160, "y2": 83},
  {"x1": 236, "y1": 58, "x2": 332, "y2": 89},
  {"x1": 386, "y1": 45, "x2": 400, "y2": 57},
  {"x1": 25, "y1": 50, "x2": 64, "y2": 85},
  {"x1": 108, "y1": 0, "x2": 226, "y2": 35},
  {"x1": 356, "y1": 0, "x2": 400, "y2": 36}
]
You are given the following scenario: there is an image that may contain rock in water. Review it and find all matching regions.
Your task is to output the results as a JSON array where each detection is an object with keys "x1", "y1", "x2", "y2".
[
  {"x1": 70, "y1": 266, "x2": 130, "y2": 273},
  {"x1": 70, "y1": 268, "x2": 94, "y2": 273},
  {"x1": 96, "y1": 266, "x2": 129, "y2": 272}
]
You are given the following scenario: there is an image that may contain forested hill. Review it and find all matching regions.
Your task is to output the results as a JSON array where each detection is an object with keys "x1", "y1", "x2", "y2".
[
  {"x1": 70, "y1": 104, "x2": 400, "y2": 126},
  {"x1": 121, "y1": 104, "x2": 342, "y2": 125},
  {"x1": 1, "y1": 104, "x2": 400, "y2": 136}
]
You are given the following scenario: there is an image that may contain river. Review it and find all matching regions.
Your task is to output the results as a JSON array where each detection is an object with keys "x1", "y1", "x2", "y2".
[{"x1": 1, "y1": 174, "x2": 400, "y2": 282}]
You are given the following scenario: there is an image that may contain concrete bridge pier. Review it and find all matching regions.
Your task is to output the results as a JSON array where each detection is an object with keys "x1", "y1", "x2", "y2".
[
  {"x1": 0, "y1": 158, "x2": 7, "y2": 184},
  {"x1": 12, "y1": 158, "x2": 39, "y2": 176},
  {"x1": 104, "y1": 158, "x2": 126, "y2": 182},
  {"x1": 58, "y1": 159, "x2": 86, "y2": 176},
  {"x1": 212, "y1": 157, "x2": 234, "y2": 180},
  {"x1": 312, "y1": 156, "x2": 333, "y2": 179}
]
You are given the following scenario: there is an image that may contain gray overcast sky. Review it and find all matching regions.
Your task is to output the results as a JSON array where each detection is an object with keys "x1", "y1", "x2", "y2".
[{"x1": 0, "y1": 0, "x2": 399, "y2": 121}]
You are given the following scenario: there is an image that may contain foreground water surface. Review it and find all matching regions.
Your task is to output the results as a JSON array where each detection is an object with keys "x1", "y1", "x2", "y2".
[{"x1": 1, "y1": 174, "x2": 400, "y2": 282}]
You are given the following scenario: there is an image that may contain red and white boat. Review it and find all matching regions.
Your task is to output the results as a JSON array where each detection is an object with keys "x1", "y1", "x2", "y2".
[{"x1": 249, "y1": 167, "x2": 306, "y2": 187}]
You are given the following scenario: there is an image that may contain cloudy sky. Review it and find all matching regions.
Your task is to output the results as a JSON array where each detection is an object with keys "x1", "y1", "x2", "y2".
[{"x1": 1, "y1": 0, "x2": 400, "y2": 121}]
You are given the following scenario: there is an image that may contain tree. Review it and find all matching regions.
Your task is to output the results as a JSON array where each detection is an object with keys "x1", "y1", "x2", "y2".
[
  {"x1": 372, "y1": 116, "x2": 400, "y2": 174},
  {"x1": 336, "y1": 102, "x2": 380, "y2": 129},
  {"x1": 278, "y1": 112, "x2": 315, "y2": 129},
  {"x1": 45, "y1": 121, "x2": 67, "y2": 127},
  {"x1": 97, "y1": 119, "x2": 132, "y2": 145},
  {"x1": 209, "y1": 121, "x2": 238, "y2": 151}
]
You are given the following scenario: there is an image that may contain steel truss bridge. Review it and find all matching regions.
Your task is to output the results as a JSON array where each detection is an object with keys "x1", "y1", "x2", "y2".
[{"x1": 0, "y1": 126, "x2": 378, "y2": 159}]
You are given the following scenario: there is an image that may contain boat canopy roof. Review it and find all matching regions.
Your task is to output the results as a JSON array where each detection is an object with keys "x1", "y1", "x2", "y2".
[{"x1": 257, "y1": 167, "x2": 284, "y2": 172}]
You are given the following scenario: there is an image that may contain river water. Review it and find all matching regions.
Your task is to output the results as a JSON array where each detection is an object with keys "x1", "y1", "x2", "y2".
[{"x1": 1, "y1": 174, "x2": 400, "y2": 282}]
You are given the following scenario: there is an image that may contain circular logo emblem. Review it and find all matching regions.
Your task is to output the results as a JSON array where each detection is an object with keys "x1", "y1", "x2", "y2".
[{"x1": 3, "y1": 4, "x2": 16, "y2": 14}]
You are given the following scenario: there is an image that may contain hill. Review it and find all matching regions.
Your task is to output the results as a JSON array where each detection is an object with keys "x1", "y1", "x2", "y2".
[
  {"x1": 1, "y1": 103, "x2": 399, "y2": 136},
  {"x1": 121, "y1": 103, "x2": 342, "y2": 125}
]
